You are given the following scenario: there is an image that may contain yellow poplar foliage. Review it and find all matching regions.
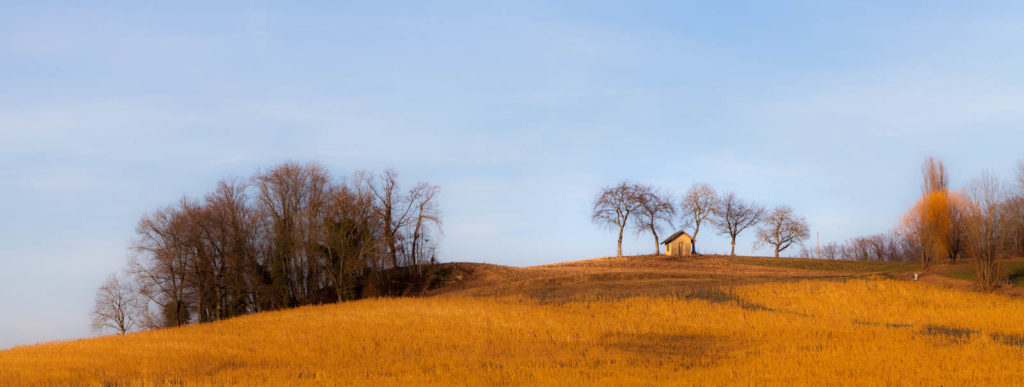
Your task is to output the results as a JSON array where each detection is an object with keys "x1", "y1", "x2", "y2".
[
  {"x1": 899, "y1": 190, "x2": 966, "y2": 266},
  {"x1": 3, "y1": 279, "x2": 1024, "y2": 385}
]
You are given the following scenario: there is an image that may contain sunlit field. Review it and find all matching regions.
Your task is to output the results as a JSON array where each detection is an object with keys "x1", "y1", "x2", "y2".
[{"x1": 3, "y1": 278, "x2": 1024, "y2": 385}]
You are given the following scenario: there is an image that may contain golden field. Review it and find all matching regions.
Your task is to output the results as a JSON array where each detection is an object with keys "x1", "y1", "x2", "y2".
[{"x1": 4, "y1": 258, "x2": 1024, "y2": 385}]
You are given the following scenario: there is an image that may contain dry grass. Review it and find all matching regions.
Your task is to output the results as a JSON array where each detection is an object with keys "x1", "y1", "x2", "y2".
[{"x1": 4, "y1": 276, "x2": 1024, "y2": 385}]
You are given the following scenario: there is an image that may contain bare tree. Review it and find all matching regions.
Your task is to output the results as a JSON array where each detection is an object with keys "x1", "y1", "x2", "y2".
[
  {"x1": 755, "y1": 206, "x2": 810, "y2": 257},
  {"x1": 253, "y1": 163, "x2": 305, "y2": 308},
  {"x1": 1018, "y1": 161, "x2": 1024, "y2": 193},
  {"x1": 821, "y1": 242, "x2": 841, "y2": 260},
  {"x1": 1008, "y1": 200, "x2": 1024, "y2": 258},
  {"x1": 322, "y1": 177, "x2": 379, "y2": 302},
  {"x1": 714, "y1": 192, "x2": 766, "y2": 256},
  {"x1": 946, "y1": 191, "x2": 969, "y2": 263},
  {"x1": 1007, "y1": 178, "x2": 1024, "y2": 258},
  {"x1": 1012, "y1": 161, "x2": 1024, "y2": 256},
  {"x1": 592, "y1": 182, "x2": 642, "y2": 257},
  {"x1": 91, "y1": 273, "x2": 141, "y2": 335},
  {"x1": 406, "y1": 182, "x2": 442, "y2": 271},
  {"x1": 253, "y1": 162, "x2": 334, "y2": 307},
  {"x1": 198, "y1": 179, "x2": 260, "y2": 319},
  {"x1": 965, "y1": 171, "x2": 1011, "y2": 291},
  {"x1": 632, "y1": 184, "x2": 675, "y2": 254},
  {"x1": 129, "y1": 202, "x2": 194, "y2": 328},
  {"x1": 680, "y1": 183, "x2": 717, "y2": 254},
  {"x1": 827, "y1": 232, "x2": 918, "y2": 262},
  {"x1": 369, "y1": 169, "x2": 417, "y2": 269}
]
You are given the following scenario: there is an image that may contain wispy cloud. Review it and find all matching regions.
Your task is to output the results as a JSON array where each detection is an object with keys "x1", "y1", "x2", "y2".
[{"x1": 24, "y1": 174, "x2": 93, "y2": 192}]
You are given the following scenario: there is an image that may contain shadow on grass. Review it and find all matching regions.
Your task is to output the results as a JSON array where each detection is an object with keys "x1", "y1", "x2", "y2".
[
  {"x1": 919, "y1": 325, "x2": 1024, "y2": 348},
  {"x1": 683, "y1": 288, "x2": 774, "y2": 312},
  {"x1": 852, "y1": 321, "x2": 1024, "y2": 349},
  {"x1": 990, "y1": 333, "x2": 1024, "y2": 347},
  {"x1": 853, "y1": 319, "x2": 912, "y2": 329},
  {"x1": 600, "y1": 332, "x2": 730, "y2": 368},
  {"x1": 921, "y1": 325, "x2": 978, "y2": 342},
  {"x1": 1008, "y1": 270, "x2": 1024, "y2": 287}
]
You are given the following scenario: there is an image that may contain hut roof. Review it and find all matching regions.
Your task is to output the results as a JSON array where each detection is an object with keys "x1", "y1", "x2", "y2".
[{"x1": 661, "y1": 230, "x2": 692, "y2": 244}]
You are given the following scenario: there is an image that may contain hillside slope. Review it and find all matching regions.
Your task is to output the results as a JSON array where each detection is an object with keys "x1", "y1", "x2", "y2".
[{"x1": 4, "y1": 255, "x2": 1024, "y2": 385}]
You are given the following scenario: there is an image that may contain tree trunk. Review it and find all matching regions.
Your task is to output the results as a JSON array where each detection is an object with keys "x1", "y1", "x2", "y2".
[
  {"x1": 342, "y1": 256, "x2": 350, "y2": 303},
  {"x1": 692, "y1": 226, "x2": 700, "y2": 255},
  {"x1": 653, "y1": 230, "x2": 660, "y2": 255},
  {"x1": 617, "y1": 225, "x2": 624, "y2": 257},
  {"x1": 176, "y1": 299, "x2": 185, "y2": 327},
  {"x1": 774, "y1": 246, "x2": 780, "y2": 258},
  {"x1": 730, "y1": 238, "x2": 736, "y2": 256}
]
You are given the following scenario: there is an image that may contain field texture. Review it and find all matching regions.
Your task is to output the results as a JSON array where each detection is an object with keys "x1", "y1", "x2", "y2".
[{"x1": 3, "y1": 276, "x2": 1024, "y2": 385}]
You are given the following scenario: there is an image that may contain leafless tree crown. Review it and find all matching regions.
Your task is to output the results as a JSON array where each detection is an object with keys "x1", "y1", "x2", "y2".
[
  {"x1": 680, "y1": 183, "x2": 717, "y2": 254},
  {"x1": 922, "y1": 157, "x2": 949, "y2": 194},
  {"x1": 91, "y1": 274, "x2": 141, "y2": 335},
  {"x1": 714, "y1": 192, "x2": 766, "y2": 256},
  {"x1": 755, "y1": 206, "x2": 810, "y2": 258},
  {"x1": 965, "y1": 171, "x2": 1011, "y2": 291},
  {"x1": 632, "y1": 184, "x2": 676, "y2": 254},
  {"x1": 592, "y1": 182, "x2": 643, "y2": 257}
]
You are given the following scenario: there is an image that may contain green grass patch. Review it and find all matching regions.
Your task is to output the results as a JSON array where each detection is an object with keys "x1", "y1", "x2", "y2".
[
  {"x1": 937, "y1": 259, "x2": 1024, "y2": 286},
  {"x1": 941, "y1": 266, "x2": 977, "y2": 282},
  {"x1": 733, "y1": 256, "x2": 920, "y2": 274}
]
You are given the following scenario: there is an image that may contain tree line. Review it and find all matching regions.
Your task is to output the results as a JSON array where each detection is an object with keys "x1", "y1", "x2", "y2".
[
  {"x1": 92, "y1": 162, "x2": 442, "y2": 334},
  {"x1": 799, "y1": 232, "x2": 918, "y2": 262},
  {"x1": 591, "y1": 182, "x2": 810, "y2": 257},
  {"x1": 799, "y1": 157, "x2": 1024, "y2": 291}
]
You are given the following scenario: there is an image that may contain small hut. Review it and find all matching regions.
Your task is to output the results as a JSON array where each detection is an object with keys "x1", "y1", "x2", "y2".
[{"x1": 662, "y1": 231, "x2": 693, "y2": 256}]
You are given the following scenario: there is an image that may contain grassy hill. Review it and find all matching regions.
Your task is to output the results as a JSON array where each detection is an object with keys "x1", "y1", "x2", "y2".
[
  {"x1": 4, "y1": 255, "x2": 1024, "y2": 385},
  {"x1": 428, "y1": 254, "x2": 918, "y2": 298}
]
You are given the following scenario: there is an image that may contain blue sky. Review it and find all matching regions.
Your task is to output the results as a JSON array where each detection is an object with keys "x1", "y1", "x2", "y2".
[{"x1": 2, "y1": 1, "x2": 1024, "y2": 349}]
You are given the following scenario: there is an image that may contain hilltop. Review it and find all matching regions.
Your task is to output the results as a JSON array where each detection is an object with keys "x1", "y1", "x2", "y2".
[
  {"x1": 427, "y1": 254, "x2": 1024, "y2": 299},
  {"x1": 426, "y1": 255, "x2": 910, "y2": 299}
]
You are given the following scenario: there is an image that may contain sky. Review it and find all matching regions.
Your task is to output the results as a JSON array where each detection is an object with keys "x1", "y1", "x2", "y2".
[{"x1": 3, "y1": 1, "x2": 1024, "y2": 349}]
